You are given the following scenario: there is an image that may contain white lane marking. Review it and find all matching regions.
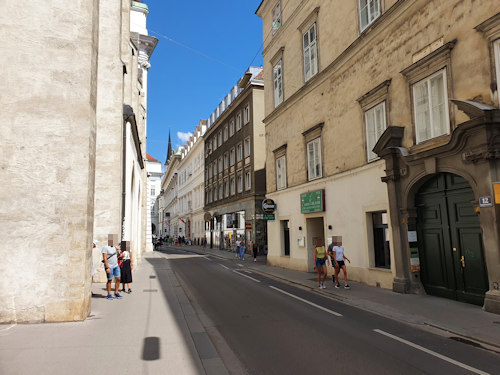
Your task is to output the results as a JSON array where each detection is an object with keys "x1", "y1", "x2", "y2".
[
  {"x1": 269, "y1": 286, "x2": 342, "y2": 317},
  {"x1": 236, "y1": 263, "x2": 245, "y2": 267},
  {"x1": 373, "y1": 329, "x2": 490, "y2": 375},
  {"x1": 243, "y1": 270, "x2": 253, "y2": 274},
  {"x1": 204, "y1": 256, "x2": 212, "y2": 261},
  {"x1": 233, "y1": 271, "x2": 261, "y2": 283},
  {"x1": 219, "y1": 264, "x2": 230, "y2": 270}
]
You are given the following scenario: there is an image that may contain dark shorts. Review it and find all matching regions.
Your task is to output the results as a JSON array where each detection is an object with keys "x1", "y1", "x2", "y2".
[
  {"x1": 316, "y1": 258, "x2": 326, "y2": 267},
  {"x1": 335, "y1": 260, "x2": 345, "y2": 268}
]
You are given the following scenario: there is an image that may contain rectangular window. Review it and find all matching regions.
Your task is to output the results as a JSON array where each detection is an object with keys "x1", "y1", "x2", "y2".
[
  {"x1": 224, "y1": 125, "x2": 228, "y2": 141},
  {"x1": 372, "y1": 211, "x2": 391, "y2": 268},
  {"x1": 225, "y1": 181, "x2": 229, "y2": 197},
  {"x1": 359, "y1": 0, "x2": 380, "y2": 31},
  {"x1": 244, "y1": 137, "x2": 251, "y2": 157},
  {"x1": 413, "y1": 69, "x2": 450, "y2": 143},
  {"x1": 276, "y1": 155, "x2": 286, "y2": 190},
  {"x1": 213, "y1": 186, "x2": 217, "y2": 201},
  {"x1": 365, "y1": 102, "x2": 387, "y2": 161},
  {"x1": 231, "y1": 177, "x2": 235, "y2": 195},
  {"x1": 213, "y1": 162, "x2": 217, "y2": 176},
  {"x1": 307, "y1": 138, "x2": 322, "y2": 180},
  {"x1": 244, "y1": 105, "x2": 250, "y2": 124},
  {"x1": 237, "y1": 174, "x2": 243, "y2": 192},
  {"x1": 303, "y1": 23, "x2": 318, "y2": 82},
  {"x1": 236, "y1": 113, "x2": 242, "y2": 131},
  {"x1": 224, "y1": 152, "x2": 229, "y2": 169},
  {"x1": 213, "y1": 136, "x2": 217, "y2": 149},
  {"x1": 273, "y1": 60, "x2": 283, "y2": 107},
  {"x1": 237, "y1": 143, "x2": 243, "y2": 161},
  {"x1": 151, "y1": 187, "x2": 155, "y2": 196},
  {"x1": 218, "y1": 130, "x2": 222, "y2": 146},
  {"x1": 230, "y1": 148, "x2": 235, "y2": 166},
  {"x1": 245, "y1": 171, "x2": 251, "y2": 190},
  {"x1": 230, "y1": 120, "x2": 235, "y2": 136},
  {"x1": 208, "y1": 165, "x2": 212, "y2": 179},
  {"x1": 272, "y1": 1, "x2": 281, "y2": 34},
  {"x1": 218, "y1": 157, "x2": 223, "y2": 172},
  {"x1": 219, "y1": 185, "x2": 223, "y2": 200}
]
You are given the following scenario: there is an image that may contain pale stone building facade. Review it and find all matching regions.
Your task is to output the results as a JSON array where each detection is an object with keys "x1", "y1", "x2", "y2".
[
  {"x1": 1, "y1": 0, "x2": 156, "y2": 322},
  {"x1": 177, "y1": 124, "x2": 207, "y2": 245},
  {"x1": 146, "y1": 154, "x2": 162, "y2": 238},
  {"x1": 203, "y1": 67, "x2": 267, "y2": 252},
  {"x1": 257, "y1": 0, "x2": 500, "y2": 313}
]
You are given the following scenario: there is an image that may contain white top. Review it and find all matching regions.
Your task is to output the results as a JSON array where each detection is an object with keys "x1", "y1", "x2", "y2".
[
  {"x1": 333, "y1": 246, "x2": 344, "y2": 261},
  {"x1": 235, "y1": 240, "x2": 241, "y2": 247},
  {"x1": 102, "y1": 246, "x2": 118, "y2": 268},
  {"x1": 122, "y1": 250, "x2": 131, "y2": 261}
]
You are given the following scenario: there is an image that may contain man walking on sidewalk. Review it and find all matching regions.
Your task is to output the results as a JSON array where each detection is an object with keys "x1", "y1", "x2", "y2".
[{"x1": 102, "y1": 234, "x2": 123, "y2": 300}]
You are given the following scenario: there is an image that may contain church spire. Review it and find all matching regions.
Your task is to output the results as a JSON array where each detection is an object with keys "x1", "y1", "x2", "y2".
[{"x1": 165, "y1": 129, "x2": 172, "y2": 165}]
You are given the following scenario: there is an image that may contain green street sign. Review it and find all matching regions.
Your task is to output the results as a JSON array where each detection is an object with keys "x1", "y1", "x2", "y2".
[
  {"x1": 300, "y1": 190, "x2": 325, "y2": 213},
  {"x1": 263, "y1": 214, "x2": 275, "y2": 220}
]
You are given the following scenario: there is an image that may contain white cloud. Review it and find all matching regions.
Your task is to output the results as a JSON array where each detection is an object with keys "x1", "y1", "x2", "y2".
[{"x1": 177, "y1": 131, "x2": 191, "y2": 144}]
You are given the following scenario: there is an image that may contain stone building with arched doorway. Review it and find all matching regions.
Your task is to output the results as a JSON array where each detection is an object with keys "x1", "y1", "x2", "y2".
[{"x1": 374, "y1": 102, "x2": 500, "y2": 313}]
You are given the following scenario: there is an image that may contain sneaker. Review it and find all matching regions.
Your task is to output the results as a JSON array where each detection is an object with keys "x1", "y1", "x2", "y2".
[
  {"x1": 335, "y1": 284, "x2": 340, "y2": 289},
  {"x1": 114, "y1": 293, "x2": 123, "y2": 299},
  {"x1": 107, "y1": 294, "x2": 113, "y2": 300},
  {"x1": 319, "y1": 284, "x2": 323, "y2": 289},
  {"x1": 322, "y1": 283, "x2": 327, "y2": 289},
  {"x1": 344, "y1": 285, "x2": 350, "y2": 289},
  {"x1": 128, "y1": 289, "x2": 132, "y2": 293},
  {"x1": 254, "y1": 258, "x2": 257, "y2": 262}
]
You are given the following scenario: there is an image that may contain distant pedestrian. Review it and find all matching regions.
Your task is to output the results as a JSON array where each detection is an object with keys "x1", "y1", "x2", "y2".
[
  {"x1": 102, "y1": 234, "x2": 123, "y2": 299},
  {"x1": 252, "y1": 242, "x2": 258, "y2": 262},
  {"x1": 120, "y1": 241, "x2": 133, "y2": 293},
  {"x1": 235, "y1": 238, "x2": 241, "y2": 258},
  {"x1": 330, "y1": 236, "x2": 351, "y2": 289},
  {"x1": 203, "y1": 236, "x2": 207, "y2": 248},
  {"x1": 313, "y1": 238, "x2": 328, "y2": 289},
  {"x1": 240, "y1": 240, "x2": 245, "y2": 260}
]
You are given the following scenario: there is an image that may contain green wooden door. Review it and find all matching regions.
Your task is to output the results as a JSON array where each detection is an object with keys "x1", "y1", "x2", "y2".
[{"x1": 416, "y1": 174, "x2": 488, "y2": 305}]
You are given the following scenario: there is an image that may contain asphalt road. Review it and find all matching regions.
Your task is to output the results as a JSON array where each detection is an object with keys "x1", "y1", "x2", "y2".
[{"x1": 159, "y1": 247, "x2": 500, "y2": 375}]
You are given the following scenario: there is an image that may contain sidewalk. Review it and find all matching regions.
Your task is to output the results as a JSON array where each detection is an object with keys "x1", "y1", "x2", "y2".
[
  {"x1": 180, "y1": 243, "x2": 500, "y2": 351},
  {"x1": 0, "y1": 251, "x2": 228, "y2": 375}
]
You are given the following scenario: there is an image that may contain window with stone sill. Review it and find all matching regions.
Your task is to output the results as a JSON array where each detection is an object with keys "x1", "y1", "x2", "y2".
[
  {"x1": 276, "y1": 155, "x2": 286, "y2": 190},
  {"x1": 218, "y1": 157, "x2": 223, "y2": 172},
  {"x1": 224, "y1": 125, "x2": 229, "y2": 141},
  {"x1": 238, "y1": 174, "x2": 243, "y2": 193},
  {"x1": 244, "y1": 105, "x2": 250, "y2": 124},
  {"x1": 273, "y1": 60, "x2": 283, "y2": 107},
  {"x1": 359, "y1": 0, "x2": 381, "y2": 32},
  {"x1": 230, "y1": 148, "x2": 235, "y2": 166},
  {"x1": 413, "y1": 69, "x2": 450, "y2": 144},
  {"x1": 245, "y1": 171, "x2": 251, "y2": 190},
  {"x1": 230, "y1": 120, "x2": 235, "y2": 136},
  {"x1": 307, "y1": 137, "x2": 322, "y2": 181},
  {"x1": 365, "y1": 102, "x2": 387, "y2": 161},
  {"x1": 231, "y1": 177, "x2": 236, "y2": 195},
  {"x1": 244, "y1": 137, "x2": 251, "y2": 157},
  {"x1": 237, "y1": 142, "x2": 243, "y2": 161},
  {"x1": 303, "y1": 23, "x2": 318, "y2": 82},
  {"x1": 236, "y1": 113, "x2": 242, "y2": 131},
  {"x1": 224, "y1": 152, "x2": 229, "y2": 169},
  {"x1": 272, "y1": 1, "x2": 281, "y2": 34}
]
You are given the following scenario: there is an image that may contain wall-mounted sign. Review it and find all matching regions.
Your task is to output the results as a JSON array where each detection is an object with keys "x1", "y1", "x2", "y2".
[
  {"x1": 407, "y1": 231, "x2": 417, "y2": 243},
  {"x1": 300, "y1": 190, "x2": 325, "y2": 214},
  {"x1": 262, "y1": 199, "x2": 277, "y2": 213},
  {"x1": 255, "y1": 214, "x2": 264, "y2": 220},
  {"x1": 263, "y1": 214, "x2": 275, "y2": 220},
  {"x1": 410, "y1": 247, "x2": 420, "y2": 272},
  {"x1": 479, "y1": 196, "x2": 493, "y2": 207}
]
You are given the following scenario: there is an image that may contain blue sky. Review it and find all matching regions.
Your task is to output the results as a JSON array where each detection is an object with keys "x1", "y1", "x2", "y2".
[{"x1": 145, "y1": 0, "x2": 264, "y2": 163}]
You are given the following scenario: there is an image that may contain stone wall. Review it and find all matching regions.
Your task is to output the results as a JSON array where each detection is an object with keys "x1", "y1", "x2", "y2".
[{"x1": 0, "y1": 0, "x2": 100, "y2": 322}]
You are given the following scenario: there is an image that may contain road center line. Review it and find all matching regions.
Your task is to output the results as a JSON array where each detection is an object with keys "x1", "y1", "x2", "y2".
[
  {"x1": 219, "y1": 264, "x2": 230, "y2": 270},
  {"x1": 269, "y1": 286, "x2": 342, "y2": 317},
  {"x1": 233, "y1": 271, "x2": 260, "y2": 283},
  {"x1": 373, "y1": 329, "x2": 490, "y2": 375}
]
